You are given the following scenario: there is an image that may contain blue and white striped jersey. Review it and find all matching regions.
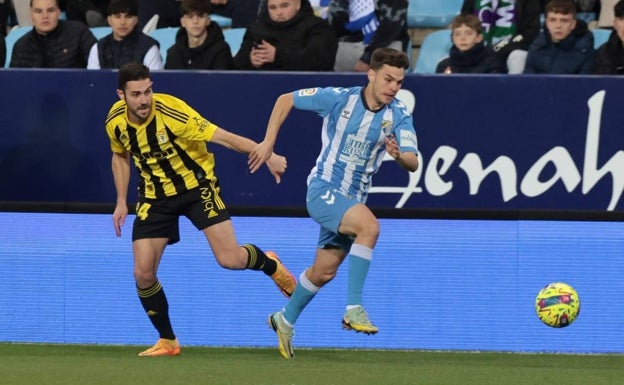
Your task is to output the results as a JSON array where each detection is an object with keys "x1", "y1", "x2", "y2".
[{"x1": 293, "y1": 86, "x2": 418, "y2": 202}]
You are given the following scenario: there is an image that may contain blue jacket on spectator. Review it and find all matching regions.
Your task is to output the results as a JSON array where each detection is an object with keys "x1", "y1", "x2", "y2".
[{"x1": 524, "y1": 19, "x2": 594, "y2": 74}]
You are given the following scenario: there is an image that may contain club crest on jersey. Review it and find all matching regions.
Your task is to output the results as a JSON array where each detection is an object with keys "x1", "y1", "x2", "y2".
[
  {"x1": 157, "y1": 130, "x2": 168, "y2": 144},
  {"x1": 381, "y1": 120, "x2": 393, "y2": 136},
  {"x1": 298, "y1": 88, "x2": 318, "y2": 97}
]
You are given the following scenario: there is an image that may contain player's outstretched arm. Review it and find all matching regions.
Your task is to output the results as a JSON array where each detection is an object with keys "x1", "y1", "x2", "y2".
[
  {"x1": 248, "y1": 92, "x2": 295, "y2": 174},
  {"x1": 210, "y1": 127, "x2": 286, "y2": 184},
  {"x1": 266, "y1": 153, "x2": 287, "y2": 184},
  {"x1": 111, "y1": 151, "x2": 131, "y2": 237}
]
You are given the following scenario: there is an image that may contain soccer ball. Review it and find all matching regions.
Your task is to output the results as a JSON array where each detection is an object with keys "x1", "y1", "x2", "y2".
[{"x1": 535, "y1": 282, "x2": 580, "y2": 328}]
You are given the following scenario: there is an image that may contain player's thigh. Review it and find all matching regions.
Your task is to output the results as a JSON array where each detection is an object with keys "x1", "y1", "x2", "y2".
[
  {"x1": 201, "y1": 219, "x2": 243, "y2": 263},
  {"x1": 132, "y1": 237, "x2": 168, "y2": 275},
  {"x1": 183, "y1": 179, "x2": 242, "y2": 263},
  {"x1": 338, "y1": 203, "x2": 379, "y2": 240},
  {"x1": 306, "y1": 181, "x2": 357, "y2": 234}
]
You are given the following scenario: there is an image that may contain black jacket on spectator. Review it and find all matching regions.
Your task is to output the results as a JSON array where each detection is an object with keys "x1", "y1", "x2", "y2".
[
  {"x1": 436, "y1": 42, "x2": 506, "y2": 74},
  {"x1": 165, "y1": 22, "x2": 234, "y2": 69},
  {"x1": 10, "y1": 20, "x2": 96, "y2": 68},
  {"x1": 524, "y1": 20, "x2": 594, "y2": 74},
  {"x1": 593, "y1": 30, "x2": 624, "y2": 74},
  {"x1": 461, "y1": 0, "x2": 541, "y2": 58},
  {"x1": 234, "y1": 0, "x2": 337, "y2": 71},
  {"x1": 96, "y1": 28, "x2": 159, "y2": 69}
]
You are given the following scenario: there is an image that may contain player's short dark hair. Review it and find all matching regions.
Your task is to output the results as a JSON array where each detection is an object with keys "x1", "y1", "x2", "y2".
[
  {"x1": 118, "y1": 62, "x2": 150, "y2": 90},
  {"x1": 369, "y1": 48, "x2": 409, "y2": 71},
  {"x1": 180, "y1": 0, "x2": 212, "y2": 16},
  {"x1": 615, "y1": 0, "x2": 624, "y2": 18},
  {"x1": 545, "y1": 0, "x2": 577, "y2": 15},
  {"x1": 107, "y1": 0, "x2": 139, "y2": 16}
]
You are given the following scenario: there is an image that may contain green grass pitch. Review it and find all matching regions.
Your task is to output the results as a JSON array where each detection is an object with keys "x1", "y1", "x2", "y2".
[{"x1": 1, "y1": 343, "x2": 622, "y2": 385}]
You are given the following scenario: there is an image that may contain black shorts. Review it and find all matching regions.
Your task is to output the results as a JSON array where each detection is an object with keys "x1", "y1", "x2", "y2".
[{"x1": 132, "y1": 179, "x2": 231, "y2": 245}]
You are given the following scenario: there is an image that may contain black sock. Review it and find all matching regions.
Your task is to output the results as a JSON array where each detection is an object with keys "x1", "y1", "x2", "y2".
[
  {"x1": 137, "y1": 281, "x2": 176, "y2": 340},
  {"x1": 242, "y1": 244, "x2": 277, "y2": 276}
]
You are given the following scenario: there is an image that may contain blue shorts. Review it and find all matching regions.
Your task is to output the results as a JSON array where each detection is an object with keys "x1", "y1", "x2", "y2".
[{"x1": 306, "y1": 179, "x2": 358, "y2": 251}]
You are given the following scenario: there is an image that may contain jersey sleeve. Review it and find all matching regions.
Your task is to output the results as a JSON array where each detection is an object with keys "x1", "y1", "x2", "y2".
[
  {"x1": 104, "y1": 102, "x2": 127, "y2": 154},
  {"x1": 163, "y1": 95, "x2": 218, "y2": 142},
  {"x1": 392, "y1": 105, "x2": 419, "y2": 155},
  {"x1": 293, "y1": 87, "x2": 342, "y2": 117},
  {"x1": 106, "y1": 127, "x2": 126, "y2": 154}
]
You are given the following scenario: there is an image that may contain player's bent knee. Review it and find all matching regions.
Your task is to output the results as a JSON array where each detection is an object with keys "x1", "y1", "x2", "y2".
[{"x1": 134, "y1": 270, "x2": 157, "y2": 287}]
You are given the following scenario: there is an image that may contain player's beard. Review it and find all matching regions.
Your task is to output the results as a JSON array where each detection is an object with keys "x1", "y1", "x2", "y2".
[{"x1": 129, "y1": 104, "x2": 150, "y2": 124}]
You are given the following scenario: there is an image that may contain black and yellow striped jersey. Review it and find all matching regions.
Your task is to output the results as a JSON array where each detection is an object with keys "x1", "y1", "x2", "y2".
[{"x1": 105, "y1": 93, "x2": 219, "y2": 200}]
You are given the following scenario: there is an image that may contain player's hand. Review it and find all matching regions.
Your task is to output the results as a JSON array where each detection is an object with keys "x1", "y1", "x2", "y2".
[
  {"x1": 266, "y1": 153, "x2": 287, "y2": 184},
  {"x1": 248, "y1": 140, "x2": 274, "y2": 174},
  {"x1": 385, "y1": 134, "x2": 401, "y2": 160},
  {"x1": 112, "y1": 203, "x2": 128, "y2": 237}
]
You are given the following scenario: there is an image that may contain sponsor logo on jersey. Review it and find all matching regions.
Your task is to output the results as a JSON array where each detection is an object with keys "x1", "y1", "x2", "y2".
[
  {"x1": 399, "y1": 130, "x2": 417, "y2": 148},
  {"x1": 298, "y1": 88, "x2": 318, "y2": 97},
  {"x1": 193, "y1": 117, "x2": 210, "y2": 133}
]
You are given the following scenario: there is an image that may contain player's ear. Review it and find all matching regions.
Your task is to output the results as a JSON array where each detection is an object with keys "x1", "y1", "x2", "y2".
[
  {"x1": 367, "y1": 68, "x2": 375, "y2": 83},
  {"x1": 116, "y1": 89, "x2": 125, "y2": 101}
]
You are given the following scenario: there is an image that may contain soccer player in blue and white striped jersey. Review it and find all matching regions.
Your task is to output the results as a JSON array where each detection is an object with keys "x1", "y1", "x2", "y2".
[{"x1": 249, "y1": 47, "x2": 419, "y2": 359}]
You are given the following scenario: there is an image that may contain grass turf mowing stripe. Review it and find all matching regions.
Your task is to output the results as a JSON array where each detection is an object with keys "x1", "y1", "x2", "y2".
[{"x1": 0, "y1": 344, "x2": 622, "y2": 385}]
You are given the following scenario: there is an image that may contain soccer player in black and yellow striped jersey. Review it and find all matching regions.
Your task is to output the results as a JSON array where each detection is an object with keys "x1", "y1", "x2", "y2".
[{"x1": 105, "y1": 62, "x2": 296, "y2": 357}]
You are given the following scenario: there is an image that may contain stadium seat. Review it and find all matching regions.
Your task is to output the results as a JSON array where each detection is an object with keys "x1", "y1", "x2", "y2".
[
  {"x1": 90, "y1": 26, "x2": 112, "y2": 40},
  {"x1": 407, "y1": 0, "x2": 462, "y2": 29},
  {"x1": 592, "y1": 28, "x2": 611, "y2": 49},
  {"x1": 577, "y1": 12, "x2": 598, "y2": 24},
  {"x1": 413, "y1": 29, "x2": 452, "y2": 74},
  {"x1": 211, "y1": 14, "x2": 232, "y2": 28},
  {"x1": 149, "y1": 27, "x2": 179, "y2": 63},
  {"x1": 4, "y1": 26, "x2": 30, "y2": 68},
  {"x1": 223, "y1": 27, "x2": 245, "y2": 56}
]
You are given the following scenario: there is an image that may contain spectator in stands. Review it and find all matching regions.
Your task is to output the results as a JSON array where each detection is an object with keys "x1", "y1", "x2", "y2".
[
  {"x1": 165, "y1": 0, "x2": 234, "y2": 69},
  {"x1": 436, "y1": 14, "x2": 506, "y2": 74},
  {"x1": 594, "y1": 0, "x2": 624, "y2": 73},
  {"x1": 234, "y1": 0, "x2": 337, "y2": 71},
  {"x1": 10, "y1": 0, "x2": 96, "y2": 68},
  {"x1": 327, "y1": 0, "x2": 409, "y2": 72},
  {"x1": 461, "y1": 0, "x2": 541, "y2": 74},
  {"x1": 87, "y1": 0, "x2": 163, "y2": 69},
  {"x1": 524, "y1": 0, "x2": 594, "y2": 74},
  {"x1": 65, "y1": 0, "x2": 109, "y2": 27},
  {"x1": 210, "y1": 0, "x2": 262, "y2": 28},
  {"x1": 598, "y1": 0, "x2": 618, "y2": 28}
]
